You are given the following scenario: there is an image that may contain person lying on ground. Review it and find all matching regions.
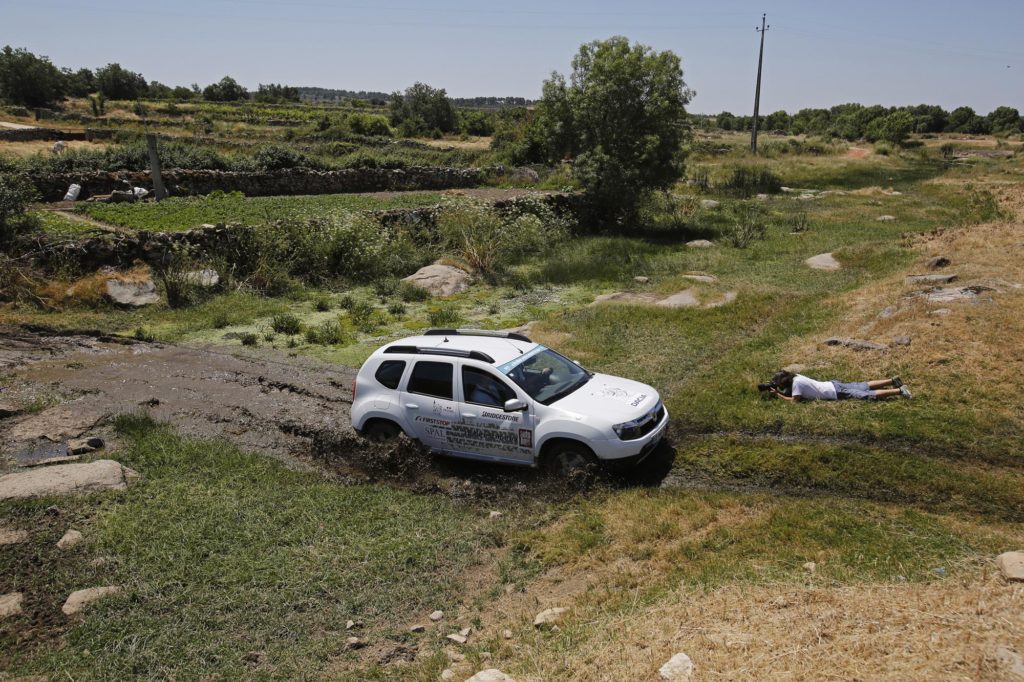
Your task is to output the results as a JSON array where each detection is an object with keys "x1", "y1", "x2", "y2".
[{"x1": 759, "y1": 370, "x2": 912, "y2": 402}]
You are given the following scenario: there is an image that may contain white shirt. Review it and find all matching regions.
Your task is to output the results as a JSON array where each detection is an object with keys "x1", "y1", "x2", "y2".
[{"x1": 791, "y1": 375, "x2": 837, "y2": 401}]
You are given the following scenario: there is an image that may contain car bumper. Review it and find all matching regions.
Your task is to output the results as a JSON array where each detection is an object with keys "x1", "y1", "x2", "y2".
[{"x1": 591, "y1": 406, "x2": 669, "y2": 465}]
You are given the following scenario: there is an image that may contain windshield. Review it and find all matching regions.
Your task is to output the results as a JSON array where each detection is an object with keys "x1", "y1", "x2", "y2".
[{"x1": 499, "y1": 346, "x2": 590, "y2": 405}]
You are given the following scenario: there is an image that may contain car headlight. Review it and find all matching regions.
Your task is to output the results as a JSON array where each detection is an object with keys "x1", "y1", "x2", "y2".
[{"x1": 613, "y1": 401, "x2": 663, "y2": 440}]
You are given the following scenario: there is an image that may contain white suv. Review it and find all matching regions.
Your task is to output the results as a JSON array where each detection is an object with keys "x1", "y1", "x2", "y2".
[{"x1": 351, "y1": 329, "x2": 668, "y2": 472}]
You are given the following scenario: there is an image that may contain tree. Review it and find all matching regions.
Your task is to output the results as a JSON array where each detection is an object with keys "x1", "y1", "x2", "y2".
[
  {"x1": 865, "y1": 110, "x2": 915, "y2": 145},
  {"x1": 255, "y1": 83, "x2": 300, "y2": 104},
  {"x1": 203, "y1": 76, "x2": 248, "y2": 102},
  {"x1": 0, "y1": 46, "x2": 66, "y2": 107},
  {"x1": 147, "y1": 81, "x2": 173, "y2": 99},
  {"x1": 63, "y1": 67, "x2": 95, "y2": 98},
  {"x1": 96, "y1": 63, "x2": 148, "y2": 100},
  {"x1": 534, "y1": 36, "x2": 693, "y2": 222},
  {"x1": 986, "y1": 106, "x2": 1022, "y2": 134},
  {"x1": 388, "y1": 83, "x2": 456, "y2": 136},
  {"x1": 716, "y1": 111, "x2": 737, "y2": 131},
  {"x1": 172, "y1": 85, "x2": 195, "y2": 100}
]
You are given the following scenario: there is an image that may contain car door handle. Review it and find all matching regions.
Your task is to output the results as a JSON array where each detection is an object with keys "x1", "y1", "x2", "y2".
[{"x1": 405, "y1": 403, "x2": 419, "y2": 409}]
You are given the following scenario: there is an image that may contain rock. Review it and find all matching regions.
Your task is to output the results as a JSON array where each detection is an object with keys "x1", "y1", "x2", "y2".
[
  {"x1": 633, "y1": 276, "x2": 650, "y2": 284},
  {"x1": 345, "y1": 636, "x2": 366, "y2": 649},
  {"x1": 996, "y1": 551, "x2": 1024, "y2": 582},
  {"x1": 705, "y1": 291, "x2": 737, "y2": 308},
  {"x1": 402, "y1": 263, "x2": 470, "y2": 297},
  {"x1": 930, "y1": 308, "x2": 952, "y2": 316},
  {"x1": 62, "y1": 585, "x2": 120, "y2": 615},
  {"x1": 57, "y1": 529, "x2": 84, "y2": 550},
  {"x1": 876, "y1": 215, "x2": 896, "y2": 222},
  {"x1": 656, "y1": 290, "x2": 700, "y2": 309},
  {"x1": 512, "y1": 167, "x2": 540, "y2": 183},
  {"x1": 592, "y1": 291, "x2": 661, "y2": 306},
  {"x1": 15, "y1": 442, "x2": 77, "y2": 468},
  {"x1": 803, "y1": 561, "x2": 817, "y2": 573},
  {"x1": 685, "y1": 239, "x2": 714, "y2": 248},
  {"x1": 184, "y1": 268, "x2": 220, "y2": 287},
  {"x1": 0, "y1": 460, "x2": 139, "y2": 500},
  {"x1": 906, "y1": 273, "x2": 957, "y2": 285},
  {"x1": 488, "y1": 510, "x2": 503, "y2": 519},
  {"x1": 410, "y1": 624, "x2": 425, "y2": 633},
  {"x1": 877, "y1": 306, "x2": 897, "y2": 319},
  {"x1": 0, "y1": 592, "x2": 24, "y2": 620},
  {"x1": 346, "y1": 619, "x2": 361, "y2": 630},
  {"x1": 994, "y1": 646, "x2": 1024, "y2": 678},
  {"x1": 533, "y1": 607, "x2": 568, "y2": 628},
  {"x1": 890, "y1": 336, "x2": 912, "y2": 347},
  {"x1": 105, "y1": 278, "x2": 159, "y2": 307},
  {"x1": 448, "y1": 651, "x2": 466, "y2": 663},
  {"x1": 700, "y1": 199, "x2": 720, "y2": 209},
  {"x1": 658, "y1": 652, "x2": 694, "y2": 680},
  {"x1": 823, "y1": 337, "x2": 888, "y2": 351},
  {"x1": 0, "y1": 527, "x2": 29, "y2": 545},
  {"x1": 429, "y1": 610, "x2": 444, "y2": 622},
  {"x1": 797, "y1": 193, "x2": 815, "y2": 201},
  {"x1": 459, "y1": 627, "x2": 472, "y2": 637},
  {"x1": 466, "y1": 670, "x2": 515, "y2": 682},
  {"x1": 926, "y1": 256, "x2": 951, "y2": 269},
  {"x1": 503, "y1": 629, "x2": 513, "y2": 640},
  {"x1": 805, "y1": 252, "x2": 841, "y2": 271},
  {"x1": 441, "y1": 670, "x2": 456, "y2": 681},
  {"x1": 757, "y1": 193, "x2": 770, "y2": 200},
  {"x1": 68, "y1": 436, "x2": 104, "y2": 455},
  {"x1": 0, "y1": 402, "x2": 20, "y2": 419},
  {"x1": 8, "y1": 404, "x2": 104, "y2": 442},
  {"x1": 922, "y1": 286, "x2": 992, "y2": 303},
  {"x1": 446, "y1": 633, "x2": 467, "y2": 645},
  {"x1": 680, "y1": 271, "x2": 718, "y2": 283}
]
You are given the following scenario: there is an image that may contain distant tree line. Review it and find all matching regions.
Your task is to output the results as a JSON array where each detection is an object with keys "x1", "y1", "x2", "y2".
[{"x1": 699, "y1": 103, "x2": 1023, "y2": 142}]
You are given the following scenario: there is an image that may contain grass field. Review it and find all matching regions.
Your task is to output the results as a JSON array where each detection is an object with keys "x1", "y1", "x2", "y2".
[{"x1": 3, "y1": 140, "x2": 1024, "y2": 679}]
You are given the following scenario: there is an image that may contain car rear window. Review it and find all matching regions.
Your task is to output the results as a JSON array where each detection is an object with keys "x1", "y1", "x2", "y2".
[
  {"x1": 374, "y1": 360, "x2": 406, "y2": 389},
  {"x1": 407, "y1": 361, "x2": 453, "y2": 400}
]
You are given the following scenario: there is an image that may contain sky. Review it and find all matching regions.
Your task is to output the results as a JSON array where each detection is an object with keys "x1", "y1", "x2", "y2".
[{"x1": 4, "y1": 0, "x2": 1023, "y2": 114}]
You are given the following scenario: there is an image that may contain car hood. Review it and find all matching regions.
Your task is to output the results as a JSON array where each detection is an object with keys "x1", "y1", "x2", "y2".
[{"x1": 550, "y1": 372, "x2": 660, "y2": 423}]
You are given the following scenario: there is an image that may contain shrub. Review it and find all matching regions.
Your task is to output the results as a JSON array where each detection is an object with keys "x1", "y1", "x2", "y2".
[
  {"x1": 270, "y1": 313, "x2": 302, "y2": 335},
  {"x1": 0, "y1": 171, "x2": 38, "y2": 245},
  {"x1": 239, "y1": 332, "x2": 259, "y2": 346},
  {"x1": 724, "y1": 202, "x2": 768, "y2": 248},
  {"x1": 788, "y1": 209, "x2": 811, "y2": 233},
  {"x1": 428, "y1": 304, "x2": 461, "y2": 327},
  {"x1": 348, "y1": 300, "x2": 376, "y2": 329},
  {"x1": 253, "y1": 144, "x2": 314, "y2": 171},
  {"x1": 721, "y1": 166, "x2": 782, "y2": 197},
  {"x1": 313, "y1": 297, "x2": 332, "y2": 312},
  {"x1": 133, "y1": 327, "x2": 155, "y2": 342},
  {"x1": 153, "y1": 245, "x2": 207, "y2": 309},
  {"x1": 339, "y1": 294, "x2": 355, "y2": 310},
  {"x1": 398, "y1": 281, "x2": 430, "y2": 302},
  {"x1": 304, "y1": 318, "x2": 349, "y2": 345},
  {"x1": 387, "y1": 302, "x2": 407, "y2": 318}
]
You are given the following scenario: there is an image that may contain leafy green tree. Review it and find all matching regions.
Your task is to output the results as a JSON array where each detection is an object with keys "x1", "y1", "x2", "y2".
[
  {"x1": 96, "y1": 63, "x2": 148, "y2": 100},
  {"x1": 533, "y1": 36, "x2": 693, "y2": 222},
  {"x1": 388, "y1": 83, "x2": 456, "y2": 136},
  {"x1": 865, "y1": 110, "x2": 915, "y2": 145},
  {"x1": 0, "y1": 170, "x2": 38, "y2": 245},
  {"x1": 0, "y1": 46, "x2": 66, "y2": 107},
  {"x1": 255, "y1": 83, "x2": 300, "y2": 104},
  {"x1": 715, "y1": 111, "x2": 736, "y2": 131},
  {"x1": 202, "y1": 76, "x2": 248, "y2": 102},
  {"x1": 62, "y1": 67, "x2": 95, "y2": 98},
  {"x1": 986, "y1": 106, "x2": 1022, "y2": 134},
  {"x1": 171, "y1": 85, "x2": 195, "y2": 100}
]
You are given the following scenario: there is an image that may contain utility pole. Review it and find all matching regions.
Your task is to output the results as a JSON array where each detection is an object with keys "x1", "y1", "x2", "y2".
[{"x1": 751, "y1": 13, "x2": 769, "y2": 154}]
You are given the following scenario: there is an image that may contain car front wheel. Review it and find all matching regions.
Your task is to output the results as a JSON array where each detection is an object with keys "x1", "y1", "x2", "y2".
[{"x1": 543, "y1": 442, "x2": 597, "y2": 476}]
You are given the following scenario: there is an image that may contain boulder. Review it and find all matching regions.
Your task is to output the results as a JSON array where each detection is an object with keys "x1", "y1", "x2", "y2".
[
  {"x1": 906, "y1": 273, "x2": 957, "y2": 285},
  {"x1": 0, "y1": 402, "x2": 20, "y2": 419},
  {"x1": 592, "y1": 291, "x2": 660, "y2": 306},
  {"x1": 890, "y1": 336, "x2": 912, "y2": 347},
  {"x1": 446, "y1": 633, "x2": 467, "y2": 645},
  {"x1": 922, "y1": 286, "x2": 992, "y2": 303},
  {"x1": 680, "y1": 271, "x2": 718, "y2": 283},
  {"x1": 876, "y1": 215, "x2": 896, "y2": 222},
  {"x1": 0, "y1": 527, "x2": 29, "y2": 545},
  {"x1": 345, "y1": 636, "x2": 366, "y2": 649},
  {"x1": 533, "y1": 607, "x2": 568, "y2": 628},
  {"x1": 62, "y1": 585, "x2": 121, "y2": 615},
  {"x1": 15, "y1": 442, "x2": 78, "y2": 468},
  {"x1": 926, "y1": 256, "x2": 951, "y2": 269},
  {"x1": 8, "y1": 405, "x2": 104, "y2": 442},
  {"x1": 57, "y1": 529, "x2": 84, "y2": 550},
  {"x1": 0, "y1": 460, "x2": 139, "y2": 500},
  {"x1": 685, "y1": 239, "x2": 714, "y2": 248},
  {"x1": 658, "y1": 652, "x2": 694, "y2": 680},
  {"x1": 0, "y1": 592, "x2": 24, "y2": 620},
  {"x1": 700, "y1": 199, "x2": 720, "y2": 209},
  {"x1": 805, "y1": 252, "x2": 841, "y2": 271},
  {"x1": 466, "y1": 670, "x2": 515, "y2": 682},
  {"x1": 184, "y1": 268, "x2": 220, "y2": 287},
  {"x1": 930, "y1": 308, "x2": 952, "y2": 316},
  {"x1": 823, "y1": 337, "x2": 888, "y2": 351},
  {"x1": 656, "y1": 290, "x2": 700, "y2": 309},
  {"x1": 429, "y1": 610, "x2": 444, "y2": 621},
  {"x1": 68, "y1": 436, "x2": 104, "y2": 455},
  {"x1": 996, "y1": 551, "x2": 1024, "y2": 582},
  {"x1": 105, "y1": 278, "x2": 159, "y2": 307},
  {"x1": 402, "y1": 263, "x2": 470, "y2": 297},
  {"x1": 633, "y1": 276, "x2": 650, "y2": 284}
]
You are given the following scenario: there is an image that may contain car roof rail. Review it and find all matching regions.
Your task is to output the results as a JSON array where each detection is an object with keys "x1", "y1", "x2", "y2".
[
  {"x1": 424, "y1": 328, "x2": 532, "y2": 343},
  {"x1": 384, "y1": 345, "x2": 496, "y2": 364}
]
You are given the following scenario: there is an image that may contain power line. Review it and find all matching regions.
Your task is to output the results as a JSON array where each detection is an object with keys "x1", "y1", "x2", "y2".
[{"x1": 751, "y1": 13, "x2": 769, "y2": 155}]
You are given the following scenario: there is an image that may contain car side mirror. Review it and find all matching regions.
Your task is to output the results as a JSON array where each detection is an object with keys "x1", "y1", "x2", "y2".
[{"x1": 503, "y1": 398, "x2": 527, "y2": 413}]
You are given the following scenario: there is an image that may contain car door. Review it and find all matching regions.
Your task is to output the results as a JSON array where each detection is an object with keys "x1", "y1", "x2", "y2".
[
  {"x1": 455, "y1": 363, "x2": 536, "y2": 464},
  {"x1": 400, "y1": 360, "x2": 459, "y2": 452}
]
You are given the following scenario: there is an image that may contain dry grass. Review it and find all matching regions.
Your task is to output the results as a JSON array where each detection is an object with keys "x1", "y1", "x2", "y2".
[
  {"x1": 418, "y1": 136, "x2": 493, "y2": 150},
  {"x1": 523, "y1": 572, "x2": 1023, "y2": 681},
  {"x1": 39, "y1": 263, "x2": 153, "y2": 308},
  {"x1": 0, "y1": 139, "x2": 109, "y2": 157}
]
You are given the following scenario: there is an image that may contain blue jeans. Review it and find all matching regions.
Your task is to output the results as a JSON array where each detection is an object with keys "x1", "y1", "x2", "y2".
[{"x1": 830, "y1": 380, "x2": 875, "y2": 400}]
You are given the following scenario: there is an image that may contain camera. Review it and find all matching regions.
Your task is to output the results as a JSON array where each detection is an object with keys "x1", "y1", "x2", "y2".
[{"x1": 757, "y1": 383, "x2": 774, "y2": 392}]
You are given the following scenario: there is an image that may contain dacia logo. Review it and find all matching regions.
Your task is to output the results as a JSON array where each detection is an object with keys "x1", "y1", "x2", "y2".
[{"x1": 630, "y1": 394, "x2": 647, "y2": 407}]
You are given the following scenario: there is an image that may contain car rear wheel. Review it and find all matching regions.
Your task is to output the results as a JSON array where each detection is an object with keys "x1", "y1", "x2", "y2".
[
  {"x1": 363, "y1": 420, "x2": 401, "y2": 443},
  {"x1": 543, "y1": 441, "x2": 597, "y2": 477}
]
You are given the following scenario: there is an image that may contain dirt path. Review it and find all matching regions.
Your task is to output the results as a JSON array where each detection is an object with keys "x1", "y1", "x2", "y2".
[
  {"x1": 35, "y1": 206, "x2": 126, "y2": 233},
  {"x1": 0, "y1": 327, "x2": 357, "y2": 471}
]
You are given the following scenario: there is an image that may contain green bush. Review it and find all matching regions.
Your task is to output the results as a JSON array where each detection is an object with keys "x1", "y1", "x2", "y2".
[
  {"x1": 270, "y1": 313, "x2": 303, "y2": 335},
  {"x1": 428, "y1": 304, "x2": 461, "y2": 327},
  {"x1": 239, "y1": 332, "x2": 259, "y2": 346},
  {"x1": 0, "y1": 170, "x2": 38, "y2": 245},
  {"x1": 398, "y1": 280, "x2": 430, "y2": 302},
  {"x1": 723, "y1": 202, "x2": 769, "y2": 248},
  {"x1": 721, "y1": 166, "x2": 782, "y2": 197},
  {"x1": 348, "y1": 300, "x2": 376, "y2": 330},
  {"x1": 313, "y1": 297, "x2": 332, "y2": 312},
  {"x1": 304, "y1": 318, "x2": 349, "y2": 345},
  {"x1": 387, "y1": 302, "x2": 407, "y2": 318}
]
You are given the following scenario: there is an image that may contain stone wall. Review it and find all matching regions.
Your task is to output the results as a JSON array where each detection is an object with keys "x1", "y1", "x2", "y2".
[{"x1": 31, "y1": 166, "x2": 487, "y2": 201}]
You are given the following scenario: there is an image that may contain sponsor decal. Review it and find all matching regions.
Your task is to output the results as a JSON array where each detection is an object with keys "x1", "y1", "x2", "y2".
[
  {"x1": 630, "y1": 393, "x2": 648, "y2": 407},
  {"x1": 496, "y1": 345, "x2": 546, "y2": 374},
  {"x1": 518, "y1": 429, "x2": 533, "y2": 448},
  {"x1": 415, "y1": 416, "x2": 451, "y2": 427},
  {"x1": 480, "y1": 410, "x2": 519, "y2": 422}
]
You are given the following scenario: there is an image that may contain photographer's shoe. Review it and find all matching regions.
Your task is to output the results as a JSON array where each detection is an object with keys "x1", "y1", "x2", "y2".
[
  {"x1": 899, "y1": 386, "x2": 912, "y2": 399},
  {"x1": 891, "y1": 376, "x2": 903, "y2": 388}
]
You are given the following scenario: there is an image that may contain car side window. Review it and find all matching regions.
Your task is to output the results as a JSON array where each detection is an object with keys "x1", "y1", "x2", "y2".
[
  {"x1": 462, "y1": 366, "x2": 516, "y2": 408},
  {"x1": 407, "y1": 361, "x2": 453, "y2": 400},
  {"x1": 374, "y1": 360, "x2": 406, "y2": 390}
]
